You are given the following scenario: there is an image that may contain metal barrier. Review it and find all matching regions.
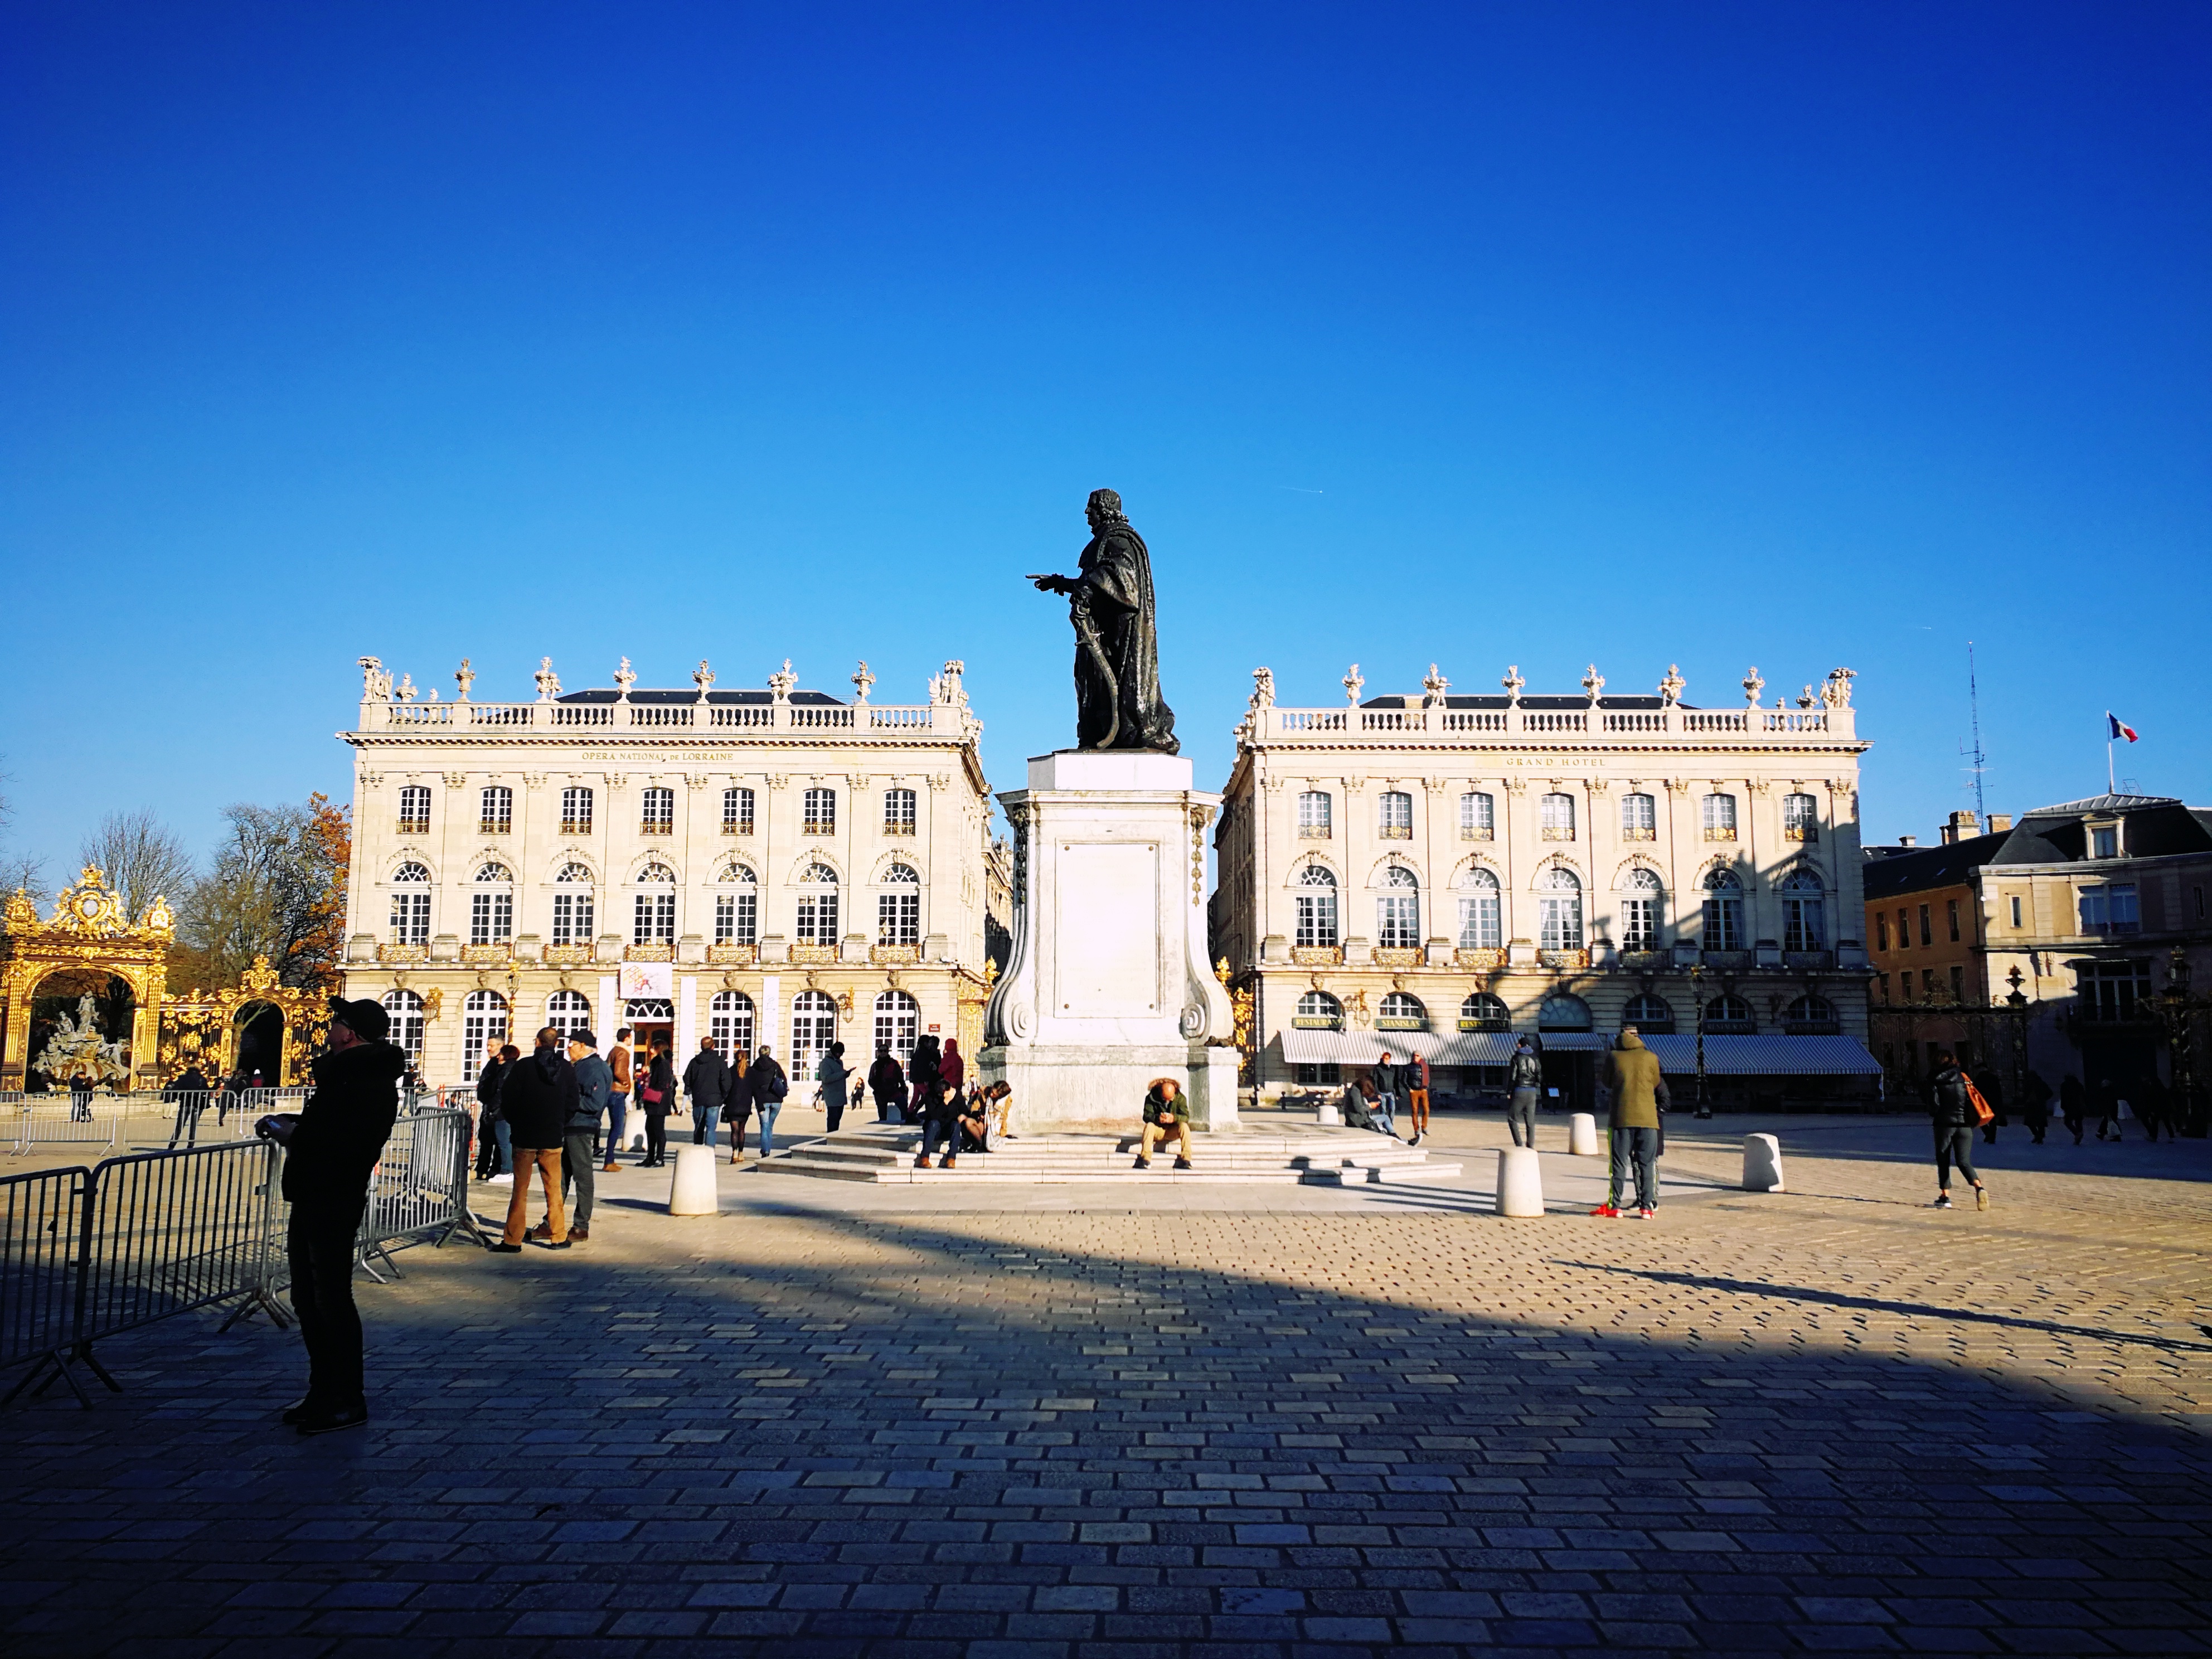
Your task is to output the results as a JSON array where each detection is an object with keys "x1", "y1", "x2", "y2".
[
  {"x1": 0, "y1": 1165, "x2": 90, "y2": 1402},
  {"x1": 9, "y1": 1094, "x2": 126, "y2": 1157},
  {"x1": 356, "y1": 1106, "x2": 484, "y2": 1279}
]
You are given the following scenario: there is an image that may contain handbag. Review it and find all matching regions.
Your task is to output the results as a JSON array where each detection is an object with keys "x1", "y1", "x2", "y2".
[
  {"x1": 1963, "y1": 1075, "x2": 1995, "y2": 1127},
  {"x1": 638, "y1": 1081, "x2": 663, "y2": 1107}
]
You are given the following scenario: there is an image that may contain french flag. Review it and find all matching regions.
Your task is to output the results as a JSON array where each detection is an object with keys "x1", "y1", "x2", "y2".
[{"x1": 2108, "y1": 712, "x2": 2139, "y2": 743}]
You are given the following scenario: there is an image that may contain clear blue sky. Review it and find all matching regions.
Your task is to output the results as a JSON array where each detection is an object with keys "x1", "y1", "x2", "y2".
[{"x1": 3, "y1": 3, "x2": 2207, "y2": 886}]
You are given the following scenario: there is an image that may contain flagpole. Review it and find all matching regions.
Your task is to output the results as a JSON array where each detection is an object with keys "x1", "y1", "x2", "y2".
[{"x1": 2107, "y1": 721, "x2": 2116, "y2": 794}]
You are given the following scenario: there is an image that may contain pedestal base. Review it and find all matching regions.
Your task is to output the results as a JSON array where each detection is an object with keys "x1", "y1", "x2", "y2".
[{"x1": 982, "y1": 1042, "x2": 1240, "y2": 1136}]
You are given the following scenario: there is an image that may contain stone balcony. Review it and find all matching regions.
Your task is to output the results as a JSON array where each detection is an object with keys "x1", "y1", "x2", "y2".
[
  {"x1": 357, "y1": 694, "x2": 972, "y2": 739},
  {"x1": 1250, "y1": 701, "x2": 1856, "y2": 745}
]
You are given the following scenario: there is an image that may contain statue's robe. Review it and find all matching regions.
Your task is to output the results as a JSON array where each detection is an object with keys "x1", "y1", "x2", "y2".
[{"x1": 1069, "y1": 519, "x2": 1178, "y2": 754}]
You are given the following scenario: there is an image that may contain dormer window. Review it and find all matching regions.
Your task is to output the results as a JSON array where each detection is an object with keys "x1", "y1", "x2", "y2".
[{"x1": 2090, "y1": 824, "x2": 2119, "y2": 859}]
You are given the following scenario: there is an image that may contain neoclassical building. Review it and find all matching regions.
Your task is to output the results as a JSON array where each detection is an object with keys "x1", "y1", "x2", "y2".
[
  {"x1": 339, "y1": 654, "x2": 998, "y2": 1087},
  {"x1": 1210, "y1": 662, "x2": 1877, "y2": 1108}
]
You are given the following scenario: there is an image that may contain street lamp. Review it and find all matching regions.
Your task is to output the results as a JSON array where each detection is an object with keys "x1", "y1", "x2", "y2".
[
  {"x1": 2005, "y1": 965, "x2": 2029, "y2": 1123},
  {"x1": 1689, "y1": 962, "x2": 1710, "y2": 1119},
  {"x1": 2162, "y1": 945, "x2": 2201, "y2": 1138}
]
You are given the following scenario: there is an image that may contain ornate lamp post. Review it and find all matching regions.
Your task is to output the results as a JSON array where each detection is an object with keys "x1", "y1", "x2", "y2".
[
  {"x1": 1689, "y1": 962, "x2": 1710, "y2": 1119},
  {"x1": 2005, "y1": 966, "x2": 2030, "y2": 1119},
  {"x1": 2162, "y1": 945, "x2": 2201, "y2": 1138}
]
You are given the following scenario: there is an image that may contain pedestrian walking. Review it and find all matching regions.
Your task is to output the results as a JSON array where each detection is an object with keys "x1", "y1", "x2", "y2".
[
  {"x1": 869, "y1": 1042, "x2": 905, "y2": 1123},
  {"x1": 2138, "y1": 1075, "x2": 2176, "y2": 1143},
  {"x1": 558, "y1": 1029, "x2": 610, "y2": 1244},
  {"x1": 474, "y1": 1044, "x2": 514, "y2": 1180},
  {"x1": 683, "y1": 1036, "x2": 735, "y2": 1154},
  {"x1": 915, "y1": 1078, "x2": 963, "y2": 1168},
  {"x1": 1978, "y1": 1069, "x2": 2008, "y2": 1146},
  {"x1": 1927, "y1": 1050, "x2": 1991, "y2": 1210},
  {"x1": 68, "y1": 1071, "x2": 94, "y2": 1122},
  {"x1": 1506, "y1": 1035, "x2": 1542, "y2": 1148},
  {"x1": 1592, "y1": 1025, "x2": 1668, "y2": 1219},
  {"x1": 1134, "y1": 1077, "x2": 1194, "y2": 1170},
  {"x1": 2059, "y1": 1074, "x2": 2087, "y2": 1144},
  {"x1": 489, "y1": 1027, "x2": 577, "y2": 1251},
  {"x1": 601, "y1": 1026, "x2": 632, "y2": 1170},
  {"x1": 255, "y1": 995, "x2": 405, "y2": 1435},
  {"x1": 2020, "y1": 1071, "x2": 2053, "y2": 1144},
  {"x1": 2094, "y1": 1076, "x2": 2121, "y2": 1142},
  {"x1": 163, "y1": 1063, "x2": 210, "y2": 1148},
  {"x1": 817, "y1": 1041, "x2": 850, "y2": 1133},
  {"x1": 1405, "y1": 1052, "x2": 1433, "y2": 1145},
  {"x1": 637, "y1": 1040, "x2": 676, "y2": 1166},
  {"x1": 749, "y1": 1044, "x2": 789, "y2": 1158},
  {"x1": 215, "y1": 1071, "x2": 241, "y2": 1128}
]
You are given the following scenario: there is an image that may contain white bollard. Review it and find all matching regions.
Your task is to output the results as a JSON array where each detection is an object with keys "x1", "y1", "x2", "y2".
[
  {"x1": 1742, "y1": 1132, "x2": 1785, "y2": 1192},
  {"x1": 668, "y1": 1143, "x2": 720, "y2": 1215},
  {"x1": 1315, "y1": 1101, "x2": 1342, "y2": 1126},
  {"x1": 1495, "y1": 1146, "x2": 1544, "y2": 1216},
  {"x1": 1568, "y1": 1112, "x2": 1600, "y2": 1156}
]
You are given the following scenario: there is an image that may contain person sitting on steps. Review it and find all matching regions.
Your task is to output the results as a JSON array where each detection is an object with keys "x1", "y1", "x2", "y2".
[
  {"x1": 915, "y1": 1078, "x2": 962, "y2": 1169},
  {"x1": 1134, "y1": 1077, "x2": 1193, "y2": 1170},
  {"x1": 955, "y1": 1085, "x2": 992, "y2": 1153}
]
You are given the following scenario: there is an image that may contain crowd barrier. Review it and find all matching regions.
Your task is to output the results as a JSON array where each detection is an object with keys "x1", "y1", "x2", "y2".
[{"x1": 0, "y1": 1102, "x2": 481, "y2": 1409}]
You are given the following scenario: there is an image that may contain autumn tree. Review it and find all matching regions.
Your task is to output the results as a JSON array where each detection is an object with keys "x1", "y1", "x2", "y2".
[{"x1": 173, "y1": 794, "x2": 351, "y2": 993}]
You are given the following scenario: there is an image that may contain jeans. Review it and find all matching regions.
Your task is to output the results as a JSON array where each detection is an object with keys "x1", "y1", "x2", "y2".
[
  {"x1": 1371, "y1": 1093, "x2": 1398, "y2": 1136},
  {"x1": 288, "y1": 1208, "x2": 365, "y2": 1408},
  {"x1": 503, "y1": 1147, "x2": 567, "y2": 1244},
  {"x1": 492, "y1": 1117, "x2": 512, "y2": 1175},
  {"x1": 922, "y1": 1116, "x2": 958, "y2": 1158},
  {"x1": 693, "y1": 1104, "x2": 722, "y2": 1152},
  {"x1": 605, "y1": 1094, "x2": 628, "y2": 1159},
  {"x1": 1934, "y1": 1125, "x2": 1978, "y2": 1189},
  {"x1": 1608, "y1": 1126, "x2": 1658, "y2": 1210},
  {"x1": 560, "y1": 1131, "x2": 596, "y2": 1229},
  {"x1": 1507, "y1": 1088, "x2": 1540, "y2": 1147},
  {"x1": 758, "y1": 1100, "x2": 783, "y2": 1159}
]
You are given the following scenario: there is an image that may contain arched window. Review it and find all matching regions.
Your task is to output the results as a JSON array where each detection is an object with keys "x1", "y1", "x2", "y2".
[
  {"x1": 1621, "y1": 991, "x2": 1675, "y2": 1033},
  {"x1": 382, "y1": 988, "x2": 426, "y2": 1062},
  {"x1": 551, "y1": 862, "x2": 595, "y2": 946},
  {"x1": 1459, "y1": 791, "x2": 1495, "y2": 840},
  {"x1": 1540, "y1": 793, "x2": 1576, "y2": 841},
  {"x1": 1539, "y1": 992, "x2": 1592, "y2": 1031},
  {"x1": 1298, "y1": 790, "x2": 1332, "y2": 838},
  {"x1": 1536, "y1": 866, "x2": 1583, "y2": 950},
  {"x1": 470, "y1": 862, "x2": 513, "y2": 945},
  {"x1": 877, "y1": 861, "x2": 920, "y2": 947},
  {"x1": 1619, "y1": 867, "x2": 1663, "y2": 950},
  {"x1": 1294, "y1": 865, "x2": 1338, "y2": 949},
  {"x1": 1783, "y1": 792, "x2": 1820, "y2": 842},
  {"x1": 873, "y1": 990, "x2": 919, "y2": 1061},
  {"x1": 1456, "y1": 866, "x2": 1501, "y2": 949},
  {"x1": 715, "y1": 864, "x2": 758, "y2": 946},
  {"x1": 1704, "y1": 993, "x2": 1757, "y2": 1032},
  {"x1": 389, "y1": 862, "x2": 431, "y2": 946},
  {"x1": 1294, "y1": 989, "x2": 1343, "y2": 1030},
  {"x1": 463, "y1": 989, "x2": 508, "y2": 1073},
  {"x1": 1701, "y1": 867, "x2": 1745, "y2": 951},
  {"x1": 547, "y1": 988, "x2": 591, "y2": 1046},
  {"x1": 710, "y1": 990, "x2": 756, "y2": 1062},
  {"x1": 1620, "y1": 792, "x2": 1656, "y2": 841},
  {"x1": 1376, "y1": 865, "x2": 1420, "y2": 948},
  {"x1": 797, "y1": 862, "x2": 840, "y2": 945},
  {"x1": 1781, "y1": 869, "x2": 1827, "y2": 952},
  {"x1": 789, "y1": 989, "x2": 837, "y2": 1074},
  {"x1": 1783, "y1": 993, "x2": 1839, "y2": 1034},
  {"x1": 633, "y1": 863, "x2": 676, "y2": 945},
  {"x1": 480, "y1": 785, "x2": 513, "y2": 835},
  {"x1": 1458, "y1": 992, "x2": 1510, "y2": 1031},
  {"x1": 1377, "y1": 991, "x2": 1427, "y2": 1030},
  {"x1": 1377, "y1": 790, "x2": 1413, "y2": 839},
  {"x1": 1702, "y1": 792, "x2": 1738, "y2": 841}
]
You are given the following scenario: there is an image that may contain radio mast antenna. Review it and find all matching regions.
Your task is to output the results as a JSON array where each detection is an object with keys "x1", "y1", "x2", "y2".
[{"x1": 1965, "y1": 641, "x2": 1988, "y2": 823}]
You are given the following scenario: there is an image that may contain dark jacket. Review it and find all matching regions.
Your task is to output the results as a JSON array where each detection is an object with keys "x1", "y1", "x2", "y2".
[
  {"x1": 70, "y1": 1075, "x2": 95, "y2": 1102},
  {"x1": 282, "y1": 1040, "x2": 407, "y2": 1223},
  {"x1": 1603, "y1": 1031, "x2": 1670, "y2": 1130},
  {"x1": 501, "y1": 1046, "x2": 580, "y2": 1149},
  {"x1": 164, "y1": 1066, "x2": 208, "y2": 1102},
  {"x1": 474, "y1": 1056, "x2": 507, "y2": 1116},
  {"x1": 683, "y1": 1048, "x2": 735, "y2": 1110},
  {"x1": 908, "y1": 1038, "x2": 941, "y2": 1101},
  {"x1": 2059, "y1": 1075, "x2": 2085, "y2": 1119},
  {"x1": 1142, "y1": 1084, "x2": 1190, "y2": 1126},
  {"x1": 2021, "y1": 1072, "x2": 2053, "y2": 1122},
  {"x1": 1927, "y1": 1063, "x2": 1975, "y2": 1129},
  {"x1": 923, "y1": 1081, "x2": 961, "y2": 1123},
  {"x1": 571, "y1": 1051, "x2": 612, "y2": 1133},
  {"x1": 818, "y1": 1050, "x2": 850, "y2": 1107},
  {"x1": 1508, "y1": 1048, "x2": 1543, "y2": 1092},
  {"x1": 641, "y1": 1052, "x2": 676, "y2": 1113},
  {"x1": 869, "y1": 1052, "x2": 905, "y2": 1100},
  {"x1": 1370, "y1": 1061, "x2": 1402, "y2": 1099},
  {"x1": 1341, "y1": 1081, "x2": 1378, "y2": 1132},
  {"x1": 750, "y1": 1054, "x2": 789, "y2": 1103}
]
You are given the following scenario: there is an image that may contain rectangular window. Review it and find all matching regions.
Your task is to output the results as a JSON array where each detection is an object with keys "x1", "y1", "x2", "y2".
[
  {"x1": 2077, "y1": 883, "x2": 2139, "y2": 935},
  {"x1": 1377, "y1": 894, "x2": 1420, "y2": 948},
  {"x1": 1701, "y1": 793, "x2": 1738, "y2": 841},
  {"x1": 2197, "y1": 884, "x2": 2205, "y2": 919},
  {"x1": 479, "y1": 786, "x2": 512, "y2": 834},
  {"x1": 1460, "y1": 792, "x2": 1494, "y2": 840},
  {"x1": 1898, "y1": 907, "x2": 1910, "y2": 950},
  {"x1": 1949, "y1": 966, "x2": 1964, "y2": 1002},
  {"x1": 1378, "y1": 791, "x2": 1413, "y2": 839},
  {"x1": 722, "y1": 786, "x2": 754, "y2": 835},
  {"x1": 1878, "y1": 972, "x2": 1890, "y2": 1003},
  {"x1": 560, "y1": 787, "x2": 593, "y2": 835},
  {"x1": 804, "y1": 788, "x2": 836, "y2": 836},
  {"x1": 796, "y1": 887, "x2": 839, "y2": 944},
  {"x1": 1918, "y1": 904, "x2": 1933, "y2": 947},
  {"x1": 713, "y1": 889, "x2": 756, "y2": 945},
  {"x1": 1783, "y1": 792, "x2": 1820, "y2": 842},
  {"x1": 1540, "y1": 793, "x2": 1575, "y2": 842},
  {"x1": 1876, "y1": 914, "x2": 1890, "y2": 952},
  {"x1": 1620, "y1": 793, "x2": 1656, "y2": 841},
  {"x1": 1947, "y1": 899, "x2": 1960, "y2": 942},
  {"x1": 2092, "y1": 826, "x2": 2118, "y2": 859},
  {"x1": 1620, "y1": 896, "x2": 1658, "y2": 950},
  {"x1": 397, "y1": 785, "x2": 431, "y2": 835},
  {"x1": 1922, "y1": 969, "x2": 1937, "y2": 998},
  {"x1": 1703, "y1": 892, "x2": 1744, "y2": 952},
  {"x1": 877, "y1": 889, "x2": 920, "y2": 945},
  {"x1": 1298, "y1": 790, "x2": 1332, "y2": 838},
  {"x1": 883, "y1": 788, "x2": 917, "y2": 835},
  {"x1": 469, "y1": 890, "x2": 513, "y2": 945},
  {"x1": 551, "y1": 890, "x2": 594, "y2": 945},
  {"x1": 2010, "y1": 895, "x2": 2022, "y2": 929},
  {"x1": 633, "y1": 891, "x2": 675, "y2": 944},
  {"x1": 1294, "y1": 889, "x2": 1338, "y2": 948},
  {"x1": 2077, "y1": 959, "x2": 2151, "y2": 1021},
  {"x1": 640, "y1": 787, "x2": 675, "y2": 835},
  {"x1": 1456, "y1": 891, "x2": 1500, "y2": 949},
  {"x1": 389, "y1": 890, "x2": 430, "y2": 945},
  {"x1": 1538, "y1": 890, "x2": 1583, "y2": 950}
]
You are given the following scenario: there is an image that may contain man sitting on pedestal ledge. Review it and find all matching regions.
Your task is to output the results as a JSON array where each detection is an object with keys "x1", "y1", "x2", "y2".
[{"x1": 1134, "y1": 1078, "x2": 1194, "y2": 1170}]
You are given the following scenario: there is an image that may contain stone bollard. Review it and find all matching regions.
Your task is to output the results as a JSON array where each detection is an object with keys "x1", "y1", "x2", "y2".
[
  {"x1": 1742, "y1": 1132, "x2": 1785, "y2": 1192},
  {"x1": 1495, "y1": 1146, "x2": 1544, "y2": 1216},
  {"x1": 1568, "y1": 1112, "x2": 1600, "y2": 1156},
  {"x1": 1315, "y1": 1100, "x2": 1342, "y2": 1126},
  {"x1": 668, "y1": 1143, "x2": 720, "y2": 1215}
]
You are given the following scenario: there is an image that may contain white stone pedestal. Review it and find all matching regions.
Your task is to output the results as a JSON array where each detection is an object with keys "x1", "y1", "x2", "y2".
[
  {"x1": 1742, "y1": 1132, "x2": 1785, "y2": 1191},
  {"x1": 982, "y1": 750, "x2": 1240, "y2": 1135}
]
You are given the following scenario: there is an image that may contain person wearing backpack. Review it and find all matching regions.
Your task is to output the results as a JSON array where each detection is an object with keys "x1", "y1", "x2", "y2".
[
  {"x1": 1927, "y1": 1050, "x2": 1990, "y2": 1211},
  {"x1": 1505, "y1": 1036, "x2": 1543, "y2": 1148}
]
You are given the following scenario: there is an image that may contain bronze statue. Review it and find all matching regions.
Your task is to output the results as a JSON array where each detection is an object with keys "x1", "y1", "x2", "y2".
[{"x1": 1027, "y1": 489, "x2": 1179, "y2": 754}]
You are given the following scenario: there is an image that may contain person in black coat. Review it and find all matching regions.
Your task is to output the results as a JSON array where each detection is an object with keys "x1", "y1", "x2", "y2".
[
  {"x1": 257, "y1": 996, "x2": 406, "y2": 1435},
  {"x1": 2020, "y1": 1071, "x2": 2053, "y2": 1144},
  {"x1": 869, "y1": 1043, "x2": 905, "y2": 1123},
  {"x1": 68, "y1": 1071, "x2": 96, "y2": 1122},
  {"x1": 474, "y1": 1046, "x2": 513, "y2": 1178},
  {"x1": 682, "y1": 1038, "x2": 736, "y2": 1154},
  {"x1": 1925, "y1": 1052, "x2": 1988, "y2": 1211},
  {"x1": 2058, "y1": 1073, "x2": 2087, "y2": 1144},
  {"x1": 638, "y1": 1041, "x2": 678, "y2": 1166},
  {"x1": 906, "y1": 1035, "x2": 941, "y2": 1123},
  {"x1": 492, "y1": 1027, "x2": 579, "y2": 1250},
  {"x1": 164, "y1": 1064, "x2": 211, "y2": 1148}
]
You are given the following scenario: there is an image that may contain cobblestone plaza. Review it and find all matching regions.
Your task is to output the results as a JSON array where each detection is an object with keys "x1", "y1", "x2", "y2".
[{"x1": 1, "y1": 1114, "x2": 2205, "y2": 1657}]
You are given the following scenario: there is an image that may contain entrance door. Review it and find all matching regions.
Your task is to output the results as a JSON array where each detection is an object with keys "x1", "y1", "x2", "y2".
[{"x1": 624, "y1": 997, "x2": 676, "y2": 1078}]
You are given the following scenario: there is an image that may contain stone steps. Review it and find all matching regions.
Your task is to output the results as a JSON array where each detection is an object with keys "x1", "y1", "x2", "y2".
[{"x1": 759, "y1": 1127, "x2": 1464, "y2": 1186}]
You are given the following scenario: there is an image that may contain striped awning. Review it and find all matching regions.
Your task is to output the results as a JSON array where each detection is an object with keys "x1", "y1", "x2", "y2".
[{"x1": 1638, "y1": 1034, "x2": 1884, "y2": 1076}]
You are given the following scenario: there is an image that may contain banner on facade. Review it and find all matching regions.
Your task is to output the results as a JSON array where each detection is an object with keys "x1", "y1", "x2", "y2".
[{"x1": 618, "y1": 962, "x2": 674, "y2": 1000}]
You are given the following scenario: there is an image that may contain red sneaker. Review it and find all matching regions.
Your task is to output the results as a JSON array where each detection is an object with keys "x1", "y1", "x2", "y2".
[{"x1": 1589, "y1": 1204, "x2": 1619, "y2": 1218}]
